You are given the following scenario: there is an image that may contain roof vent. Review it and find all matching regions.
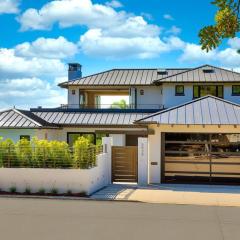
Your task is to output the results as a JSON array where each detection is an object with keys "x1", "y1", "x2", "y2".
[
  {"x1": 157, "y1": 69, "x2": 168, "y2": 75},
  {"x1": 37, "y1": 106, "x2": 42, "y2": 109},
  {"x1": 203, "y1": 68, "x2": 214, "y2": 73}
]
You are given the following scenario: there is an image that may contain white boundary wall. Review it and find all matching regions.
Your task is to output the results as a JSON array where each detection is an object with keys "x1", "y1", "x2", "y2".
[{"x1": 0, "y1": 153, "x2": 110, "y2": 196}]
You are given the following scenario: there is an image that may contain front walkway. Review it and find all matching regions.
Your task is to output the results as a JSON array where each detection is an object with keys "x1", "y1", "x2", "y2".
[{"x1": 91, "y1": 184, "x2": 240, "y2": 207}]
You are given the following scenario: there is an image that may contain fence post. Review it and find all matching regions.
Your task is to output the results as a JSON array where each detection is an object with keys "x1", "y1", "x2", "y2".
[
  {"x1": 102, "y1": 137, "x2": 113, "y2": 185},
  {"x1": 7, "y1": 144, "x2": 11, "y2": 168},
  {"x1": 138, "y1": 138, "x2": 149, "y2": 185}
]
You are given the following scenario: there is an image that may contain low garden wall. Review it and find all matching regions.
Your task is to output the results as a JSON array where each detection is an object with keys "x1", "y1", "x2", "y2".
[{"x1": 0, "y1": 153, "x2": 109, "y2": 195}]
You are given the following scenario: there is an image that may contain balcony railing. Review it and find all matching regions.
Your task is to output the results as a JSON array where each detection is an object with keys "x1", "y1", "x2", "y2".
[{"x1": 59, "y1": 104, "x2": 164, "y2": 110}]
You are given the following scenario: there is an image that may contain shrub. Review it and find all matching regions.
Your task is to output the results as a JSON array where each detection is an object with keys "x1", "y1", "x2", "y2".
[
  {"x1": 0, "y1": 136, "x2": 100, "y2": 169},
  {"x1": 66, "y1": 189, "x2": 72, "y2": 195},
  {"x1": 73, "y1": 137, "x2": 96, "y2": 169},
  {"x1": 24, "y1": 187, "x2": 31, "y2": 195},
  {"x1": 50, "y1": 187, "x2": 58, "y2": 195},
  {"x1": 9, "y1": 186, "x2": 17, "y2": 193},
  {"x1": 0, "y1": 138, "x2": 18, "y2": 167},
  {"x1": 15, "y1": 139, "x2": 32, "y2": 167},
  {"x1": 38, "y1": 188, "x2": 46, "y2": 195},
  {"x1": 48, "y1": 141, "x2": 72, "y2": 168}
]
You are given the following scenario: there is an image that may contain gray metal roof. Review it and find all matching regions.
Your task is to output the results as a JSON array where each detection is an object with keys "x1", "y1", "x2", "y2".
[
  {"x1": 0, "y1": 109, "x2": 48, "y2": 128},
  {"x1": 155, "y1": 65, "x2": 240, "y2": 83},
  {"x1": 32, "y1": 111, "x2": 150, "y2": 126},
  {"x1": 59, "y1": 65, "x2": 240, "y2": 87},
  {"x1": 59, "y1": 68, "x2": 189, "y2": 87},
  {"x1": 136, "y1": 96, "x2": 240, "y2": 125}
]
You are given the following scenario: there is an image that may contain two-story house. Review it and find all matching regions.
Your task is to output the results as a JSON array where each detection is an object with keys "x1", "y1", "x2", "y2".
[{"x1": 1, "y1": 63, "x2": 240, "y2": 184}]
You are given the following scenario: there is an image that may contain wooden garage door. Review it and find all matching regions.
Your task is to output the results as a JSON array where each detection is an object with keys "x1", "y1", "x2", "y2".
[{"x1": 112, "y1": 146, "x2": 138, "y2": 182}]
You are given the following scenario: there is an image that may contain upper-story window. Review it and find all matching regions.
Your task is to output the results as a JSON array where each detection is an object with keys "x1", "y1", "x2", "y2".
[
  {"x1": 232, "y1": 85, "x2": 240, "y2": 96},
  {"x1": 175, "y1": 85, "x2": 184, "y2": 96},
  {"x1": 193, "y1": 85, "x2": 223, "y2": 99}
]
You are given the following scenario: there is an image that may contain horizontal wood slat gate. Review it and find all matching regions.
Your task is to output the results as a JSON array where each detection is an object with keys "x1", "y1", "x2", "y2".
[{"x1": 112, "y1": 146, "x2": 138, "y2": 182}]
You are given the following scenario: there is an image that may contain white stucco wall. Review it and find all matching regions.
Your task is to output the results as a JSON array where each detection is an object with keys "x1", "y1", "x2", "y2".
[
  {"x1": 68, "y1": 86, "x2": 79, "y2": 107},
  {"x1": 162, "y1": 83, "x2": 240, "y2": 108},
  {"x1": 162, "y1": 83, "x2": 192, "y2": 108},
  {"x1": 224, "y1": 84, "x2": 240, "y2": 104},
  {"x1": 136, "y1": 86, "x2": 162, "y2": 109},
  {"x1": 0, "y1": 129, "x2": 38, "y2": 143},
  {"x1": 148, "y1": 124, "x2": 240, "y2": 184},
  {"x1": 0, "y1": 153, "x2": 110, "y2": 195}
]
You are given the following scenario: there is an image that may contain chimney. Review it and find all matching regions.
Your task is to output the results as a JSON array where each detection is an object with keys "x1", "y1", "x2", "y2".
[{"x1": 68, "y1": 63, "x2": 82, "y2": 81}]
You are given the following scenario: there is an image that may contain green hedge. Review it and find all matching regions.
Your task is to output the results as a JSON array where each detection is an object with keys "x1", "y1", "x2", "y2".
[{"x1": 0, "y1": 137, "x2": 102, "y2": 169}]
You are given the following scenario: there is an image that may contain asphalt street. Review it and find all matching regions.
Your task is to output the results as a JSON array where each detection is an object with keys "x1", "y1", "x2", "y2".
[{"x1": 0, "y1": 197, "x2": 239, "y2": 240}]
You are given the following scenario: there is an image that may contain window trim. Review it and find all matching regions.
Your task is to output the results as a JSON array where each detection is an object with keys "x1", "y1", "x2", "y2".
[
  {"x1": 67, "y1": 132, "x2": 96, "y2": 146},
  {"x1": 232, "y1": 85, "x2": 240, "y2": 96},
  {"x1": 20, "y1": 135, "x2": 30, "y2": 141},
  {"x1": 175, "y1": 85, "x2": 185, "y2": 96},
  {"x1": 193, "y1": 85, "x2": 224, "y2": 99}
]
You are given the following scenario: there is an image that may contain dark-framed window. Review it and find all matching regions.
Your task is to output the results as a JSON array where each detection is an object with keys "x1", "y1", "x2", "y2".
[
  {"x1": 20, "y1": 135, "x2": 30, "y2": 141},
  {"x1": 175, "y1": 85, "x2": 184, "y2": 96},
  {"x1": 67, "y1": 132, "x2": 108, "y2": 147},
  {"x1": 232, "y1": 85, "x2": 240, "y2": 96},
  {"x1": 193, "y1": 85, "x2": 223, "y2": 99}
]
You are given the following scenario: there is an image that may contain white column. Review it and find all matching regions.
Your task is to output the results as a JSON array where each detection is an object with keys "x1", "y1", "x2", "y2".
[
  {"x1": 138, "y1": 137, "x2": 148, "y2": 185},
  {"x1": 102, "y1": 137, "x2": 113, "y2": 184}
]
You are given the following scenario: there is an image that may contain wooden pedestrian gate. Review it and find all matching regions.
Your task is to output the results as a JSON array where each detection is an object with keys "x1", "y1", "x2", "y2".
[{"x1": 112, "y1": 146, "x2": 138, "y2": 182}]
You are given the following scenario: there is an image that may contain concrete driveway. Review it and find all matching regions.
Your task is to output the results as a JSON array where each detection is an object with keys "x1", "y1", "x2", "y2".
[
  {"x1": 91, "y1": 184, "x2": 240, "y2": 207},
  {"x1": 0, "y1": 197, "x2": 240, "y2": 240}
]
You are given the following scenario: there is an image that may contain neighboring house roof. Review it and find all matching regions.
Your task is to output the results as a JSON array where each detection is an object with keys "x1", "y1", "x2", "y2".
[
  {"x1": 58, "y1": 68, "x2": 189, "y2": 87},
  {"x1": 32, "y1": 111, "x2": 150, "y2": 127},
  {"x1": 0, "y1": 109, "x2": 53, "y2": 128},
  {"x1": 136, "y1": 95, "x2": 240, "y2": 125},
  {"x1": 154, "y1": 65, "x2": 240, "y2": 83}
]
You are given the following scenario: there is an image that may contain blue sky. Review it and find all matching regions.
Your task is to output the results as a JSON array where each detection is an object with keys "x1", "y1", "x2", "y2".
[{"x1": 0, "y1": 0, "x2": 239, "y2": 108}]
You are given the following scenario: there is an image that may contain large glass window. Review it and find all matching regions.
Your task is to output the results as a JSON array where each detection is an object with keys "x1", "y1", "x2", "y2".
[
  {"x1": 68, "y1": 133, "x2": 96, "y2": 147},
  {"x1": 232, "y1": 85, "x2": 240, "y2": 96},
  {"x1": 193, "y1": 85, "x2": 223, "y2": 98},
  {"x1": 67, "y1": 133, "x2": 108, "y2": 147}
]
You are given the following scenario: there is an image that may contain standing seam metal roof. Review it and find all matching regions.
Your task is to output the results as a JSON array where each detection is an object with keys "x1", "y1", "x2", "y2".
[
  {"x1": 58, "y1": 68, "x2": 189, "y2": 87},
  {"x1": 0, "y1": 109, "x2": 47, "y2": 128},
  {"x1": 32, "y1": 111, "x2": 150, "y2": 126},
  {"x1": 136, "y1": 95, "x2": 240, "y2": 125},
  {"x1": 154, "y1": 65, "x2": 240, "y2": 83}
]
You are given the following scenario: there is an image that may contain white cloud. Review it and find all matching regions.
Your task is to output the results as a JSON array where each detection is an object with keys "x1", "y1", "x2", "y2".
[
  {"x1": 18, "y1": 0, "x2": 126, "y2": 31},
  {"x1": 0, "y1": 0, "x2": 19, "y2": 14},
  {"x1": 105, "y1": 0, "x2": 123, "y2": 8},
  {"x1": 0, "y1": 48, "x2": 66, "y2": 79},
  {"x1": 180, "y1": 43, "x2": 216, "y2": 62},
  {"x1": 228, "y1": 37, "x2": 240, "y2": 49},
  {"x1": 179, "y1": 38, "x2": 240, "y2": 67},
  {"x1": 79, "y1": 29, "x2": 171, "y2": 59},
  {"x1": 163, "y1": 14, "x2": 174, "y2": 21},
  {"x1": 0, "y1": 78, "x2": 66, "y2": 108},
  {"x1": 15, "y1": 37, "x2": 78, "y2": 59},
  {"x1": 167, "y1": 26, "x2": 181, "y2": 35},
  {"x1": 103, "y1": 16, "x2": 160, "y2": 38}
]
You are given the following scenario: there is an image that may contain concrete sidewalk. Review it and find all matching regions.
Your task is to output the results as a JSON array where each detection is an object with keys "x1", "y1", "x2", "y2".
[{"x1": 91, "y1": 184, "x2": 240, "y2": 207}]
